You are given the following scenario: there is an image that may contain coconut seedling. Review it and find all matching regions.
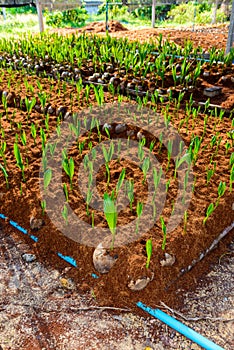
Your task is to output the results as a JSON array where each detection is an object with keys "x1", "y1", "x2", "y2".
[
  {"x1": 14, "y1": 142, "x2": 25, "y2": 182},
  {"x1": 38, "y1": 91, "x2": 47, "y2": 110},
  {"x1": 40, "y1": 127, "x2": 47, "y2": 151},
  {"x1": 215, "y1": 181, "x2": 226, "y2": 208},
  {"x1": 166, "y1": 139, "x2": 173, "y2": 171},
  {"x1": 43, "y1": 168, "x2": 52, "y2": 191},
  {"x1": 78, "y1": 140, "x2": 85, "y2": 155},
  {"x1": 41, "y1": 199, "x2": 46, "y2": 216},
  {"x1": 31, "y1": 123, "x2": 37, "y2": 145},
  {"x1": 203, "y1": 203, "x2": 215, "y2": 225},
  {"x1": 136, "y1": 201, "x2": 143, "y2": 234},
  {"x1": 141, "y1": 157, "x2": 150, "y2": 185},
  {"x1": 116, "y1": 168, "x2": 126, "y2": 197},
  {"x1": 25, "y1": 96, "x2": 36, "y2": 117},
  {"x1": 86, "y1": 187, "x2": 93, "y2": 216},
  {"x1": 0, "y1": 140, "x2": 7, "y2": 168},
  {"x1": 62, "y1": 203, "x2": 68, "y2": 225},
  {"x1": 103, "y1": 192, "x2": 117, "y2": 249},
  {"x1": 174, "y1": 152, "x2": 192, "y2": 179},
  {"x1": 126, "y1": 179, "x2": 134, "y2": 211},
  {"x1": 63, "y1": 183, "x2": 69, "y2": 202},
  {"x1": 160, "y1": 216, "x2": 167, "y2": 250},
  {"x1": 229, "y1": 164, "x2": 234, "y2": 192},
  {"x1": 93, "y1": 84, "x2": 104, "y2": 106},
  {"x1": 145, "y1": 238, "x2": 152, "y2": 269},
  {"x1": 62, "y1": 154, "x2": 75, "y2": 190},
  {"x1": 153, "y1": 166, "x2": 163, "y2": 197},
  {"x1": 102, "y1": 142, "x2": 114, "y2": 187},
  {"x1": 44, "y1": 113, "x2": 50, "y2": 133},
  {"x1": 0, "y1": 163, "x2": 9, "y2": 189}
]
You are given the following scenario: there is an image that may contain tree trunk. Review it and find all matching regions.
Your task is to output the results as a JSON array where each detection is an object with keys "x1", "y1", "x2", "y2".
[
  {"x1": 220, "y1": 0, "x2": 230, "y2": 18},
  {"x1": 211, "y1": 0, "x2": 219, "y2": 24},
  {"x1": 226, "y1": 0, "x2": 234, "y2": 53},
  {"x1": 36, "y1": 0, "x2": 44, "y2": 33},
  {"x1": 152, "y1": 0, "x2": 156, "y2": 28}
]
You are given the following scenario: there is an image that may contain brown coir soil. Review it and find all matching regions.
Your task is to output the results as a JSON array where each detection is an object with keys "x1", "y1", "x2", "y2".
[
  {"x1": 0, "y1": 65, "x2": 233, "y2": 316},
  {"x1": 49, "y1": 21, "x2": 228, "y2": 52}
]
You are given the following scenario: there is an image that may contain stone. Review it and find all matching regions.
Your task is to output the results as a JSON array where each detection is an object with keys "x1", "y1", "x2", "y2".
[
  {"x1": 128, "y1": 276, "x2": 151, "y2": 291},
  {"x1": 30, "y1": 216, "x2": 44, "y2": 231},
  {"x1": 127, "y1": 130, "x2": 134, "y2": 137},
  {"x1": 115, "y1": 123, "x2": 127, "y2": 134},
  {"x1": 56, "y1": 106, "x2": 67, "y2": 117},
  {"x1": 59, "y1": 277, "x2": 75, "y2": 290},
  {"x1": 88, "y1": 75, "x2": 96, "y2": 82},
  {"x1": 160, "y1": 253, "x2": 176, "y2": 267},
  {"x1": 93, "y1": 243, "x2": 118, "y2": 274},
  {"x1": 102, "y1": 123, "x2": 113, "y2": 132},
  {"x1": 22, "y1": 253, "x2": 36, "y2": 263},
  {"x1": 47, "y1": 105, "x2": 55, "y2": 115},
  {"x1": 137, "y1": 131, "x2": 145, "y2": 141},
  {"x1": 203, "y1": 86, "x2": 222, "y2": 97}
]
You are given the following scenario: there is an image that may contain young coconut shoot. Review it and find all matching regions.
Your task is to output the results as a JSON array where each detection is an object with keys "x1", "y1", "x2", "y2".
[
  {"x1": 136, "y1": 201, "x2": 143, "y2": 234},
  {"x1": 62, "y1": 204, "x2": 68, "y2": 225},
  {"x1": 203, "y1": 203, "x2": 215, "y2": 225},
  {"x1": 103, "y1": 192, "x2": 117, "y2": 249},
  {"x1": 142, "y1": 157, "x2": 150, "y2": 185},
  {"x1": 160, "y1": 216, "x2": 167, "y2": 250},
  {"x1": 43, "y1": 168, "x2": 52, "y2": 191},
  {"x1": 14, "y1": 143, "x2": 25, "y2": 182},
  {"x1": 62, "y1": 156, "x2": 75, "y2": 190},
  {"x1": 116, "y1": 168, "x2": 126, "y2": 197},
  {"x1": 0, "y1": 163, "x2": 9, "y2": 189},
  {"x1": 145, "y1": 238, "x2": 152, "y2": 269},
  {"x1": 215, "y1": 181, "x2": 226, "y2": 208}
]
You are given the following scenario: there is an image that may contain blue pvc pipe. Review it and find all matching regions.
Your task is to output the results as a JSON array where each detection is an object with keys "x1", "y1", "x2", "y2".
[
  {"x1": 30, "y1": 234, "x2": 38, "y2": 242},
  {"x1": 57, "y1": 252, "x2": 77, "y2": 267},
  {"x1": 0, "y1": 213, "x2": 38, "y2": 242},
  {"x1": 137, "y1": 302, "x2": 224, "y2": 350},
  {"x1": 9, "y1": 219, "x2": 28, "y2": 234}
]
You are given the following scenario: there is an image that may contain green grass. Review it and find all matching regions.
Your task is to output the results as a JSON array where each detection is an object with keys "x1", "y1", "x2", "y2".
[{"x1": 0, "y1": 14, "x2": 42, "y2": 37}]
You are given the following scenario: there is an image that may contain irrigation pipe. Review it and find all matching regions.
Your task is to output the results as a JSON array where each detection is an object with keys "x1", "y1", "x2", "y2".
[
  {"x1": 0, "y1": 213, "x2": 38, "y2": 242},
  {"x1": 0, "y1": 213, "x2": 232, "y2": 348},
  {"x1": 137, "y1": 302, "x2": 224, "y2": 350}
]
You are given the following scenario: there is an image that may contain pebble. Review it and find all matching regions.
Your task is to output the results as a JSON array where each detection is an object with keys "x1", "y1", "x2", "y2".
[
  {"x1": 30, "y1": 216, "x2": 44, "y2": 231},
  {"x1": 160, "y1": 253, "x2": 176, "y2": 267},
  {"x1": 128, "y1": 276, "x2": 152, "y2": 291},
  {"x1": 47, "y1": 105, "x2": 55, "y2": 115},
  {"x1": 127, "y1": 130, "x2": 134, "y2": 137},
  {"x1": 137, "y1": 131, "x2": 145, "y2": 141},
  {"x1": 22, "y1": 253, "x2": 36, "y2": 263},
  {"x1": 115, "y1": 123, "x2": 127, "y2": 134},
  {"x1": 93, "y1": 243, "x2": 118, "y2": 274},
  {"x1": 102, "y1": 123, "x2": 113, "y2": 132},
  {"x1": 59, "y1": 277, "x2": 75, "y2": 290}
]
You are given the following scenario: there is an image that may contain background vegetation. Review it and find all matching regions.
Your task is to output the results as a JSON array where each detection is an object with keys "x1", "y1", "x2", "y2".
[{"x1": 0, "y1": 1, "x2": 230, "y2": 35}]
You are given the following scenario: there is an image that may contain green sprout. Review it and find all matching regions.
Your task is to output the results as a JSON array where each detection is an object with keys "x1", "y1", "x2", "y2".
[
  {"x1": 160, "y1": 216, "x2": 167, "y2": 250},
  {"x1": 146, "y1": 238, "x2": 152, "y2": 269},
  {"x1": 103, "y1": 192, "x2": 117, "y2": 249},
  {"x1": 203, "y1": 203, "x2": 215, "y2": 225}
]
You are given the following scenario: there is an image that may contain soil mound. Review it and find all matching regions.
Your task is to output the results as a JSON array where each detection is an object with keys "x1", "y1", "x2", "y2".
[{"x1": 81, "y1": 20, "x2": 128, "y2": 33}]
